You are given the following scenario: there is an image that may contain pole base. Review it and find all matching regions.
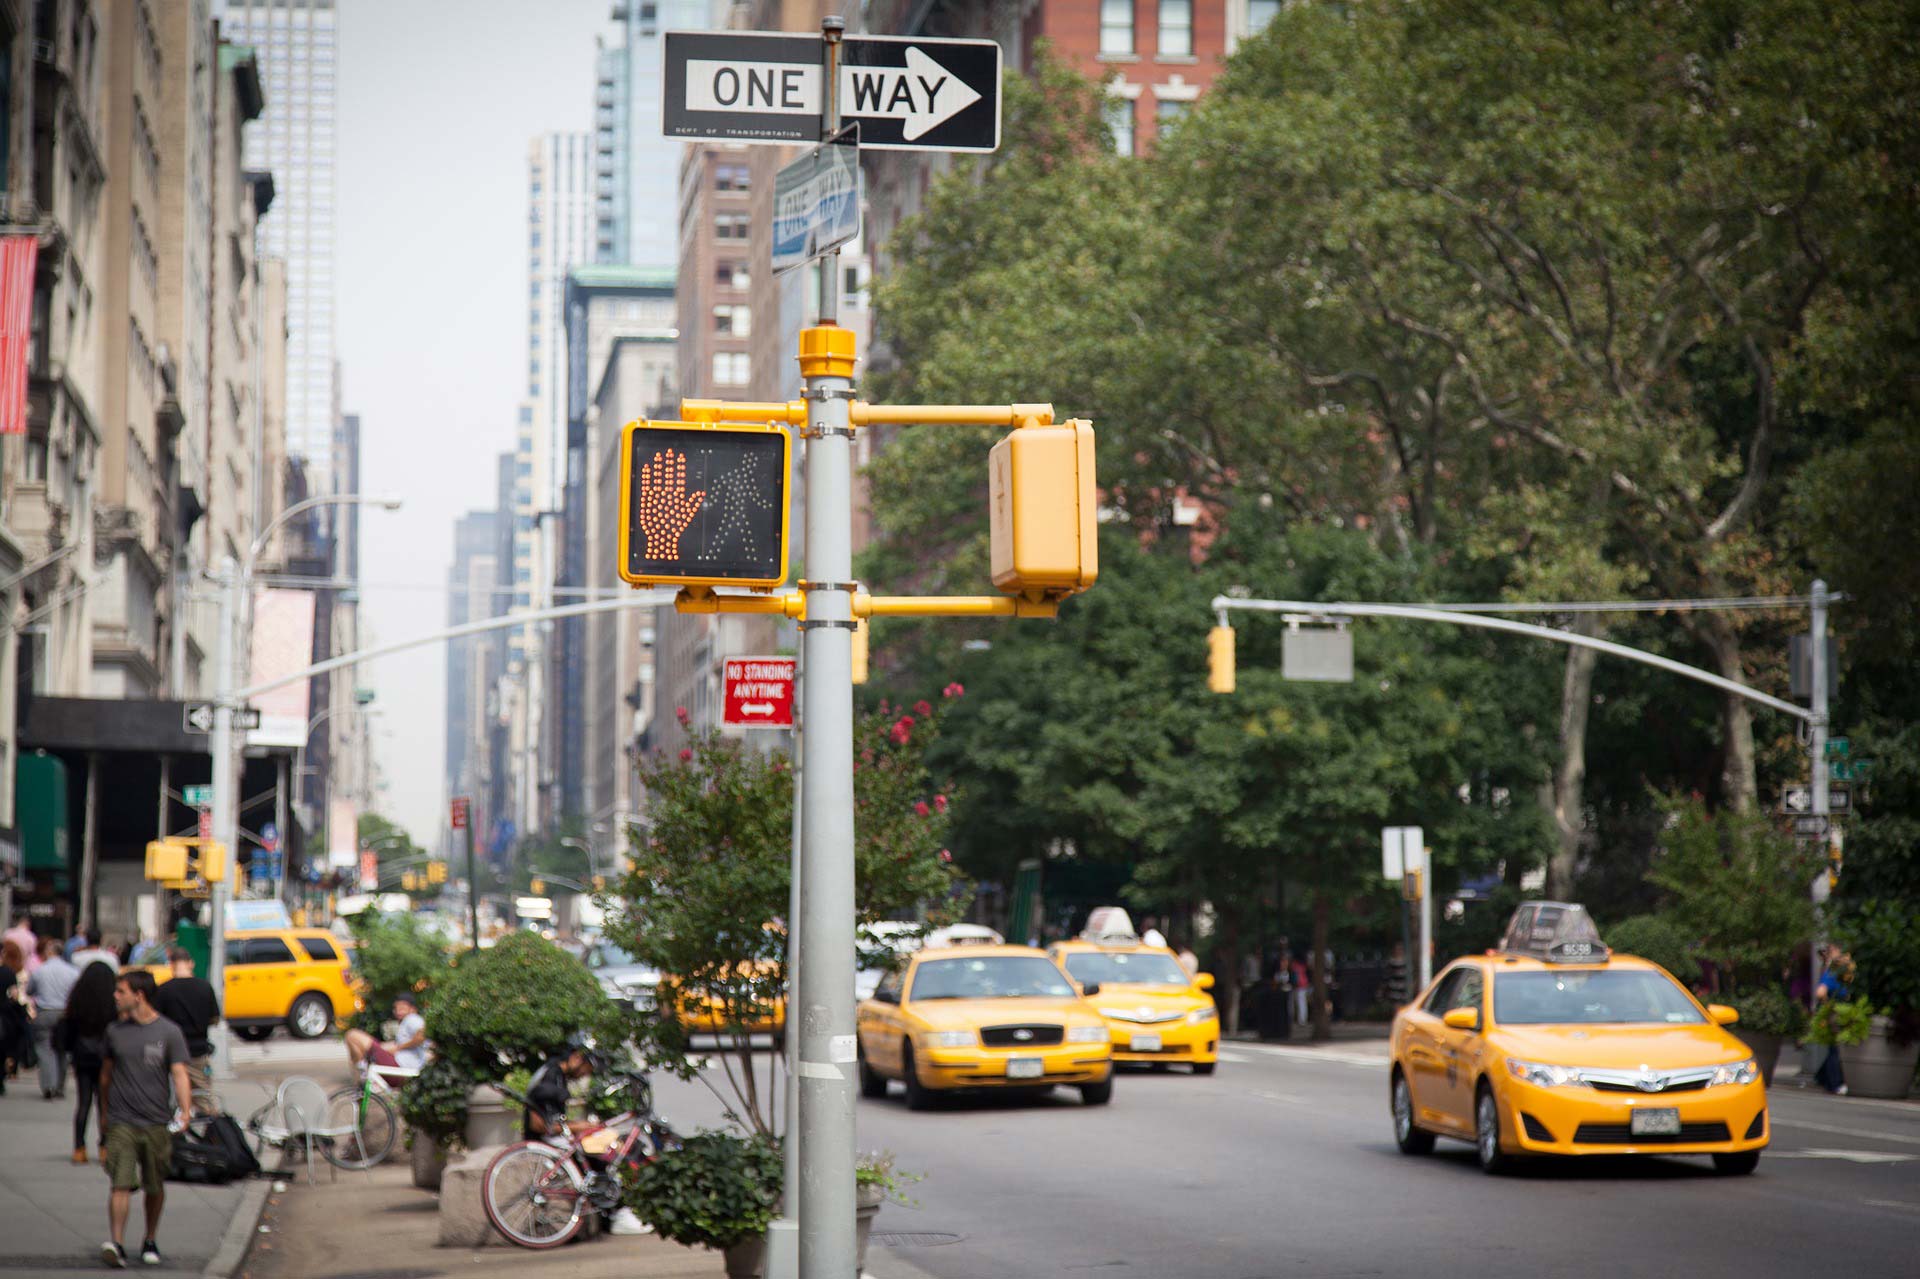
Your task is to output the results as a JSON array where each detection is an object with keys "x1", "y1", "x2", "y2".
[{"x1": 765, "y1": 1217, "x2": 799, "y2": 1279}]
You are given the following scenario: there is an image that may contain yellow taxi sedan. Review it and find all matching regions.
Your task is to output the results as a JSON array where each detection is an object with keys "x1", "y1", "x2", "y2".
[
  {"x1": 856, "y1": 945, "x2": 1114, "y2": 1109},
  {"x1": 1048, "y1": 939, "x2": 1220, "y2": 1073},
  {"x1": 1390, "y1": 902, "x2": 1767, "y2": 1175}
]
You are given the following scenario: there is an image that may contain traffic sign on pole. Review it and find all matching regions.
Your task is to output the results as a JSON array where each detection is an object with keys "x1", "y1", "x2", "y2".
[
  {"x1": 183, "y1": 784, "x2": 214, "y2": 809},
  {"x1": 772, "y1": 126, "x2": 860, "y2": 275},
  {"x1": 663, "y1": 30, "x2": 1001, "y2": 152},
  {"x1": 618, "y1": 421, "x2": 791, "y2": 588},
  {"x1": 184, "y1": 703, "x2": 260, "y2": 733},
  {"x1": 449, "y1": 796, "x2": 470, "y2": 830},
  {"x1": 723, "y1": 656, "x2": 796, "y2": 728}
]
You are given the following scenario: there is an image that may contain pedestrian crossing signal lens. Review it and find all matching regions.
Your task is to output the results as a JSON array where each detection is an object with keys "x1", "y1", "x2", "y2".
[{"x1": 619, "y1": 421, "x2": 792, "y2": 588}]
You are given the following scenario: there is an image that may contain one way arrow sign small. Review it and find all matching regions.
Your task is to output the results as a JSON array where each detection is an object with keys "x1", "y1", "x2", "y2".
[{"x1": 665, "y1": 31, "x2": 1001, "y2": 153}]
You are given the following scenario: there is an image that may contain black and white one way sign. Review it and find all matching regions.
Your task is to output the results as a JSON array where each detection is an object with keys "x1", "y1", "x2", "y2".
[{"x1": 664, "y1": 31, "x2": 1001, "y2": 152}]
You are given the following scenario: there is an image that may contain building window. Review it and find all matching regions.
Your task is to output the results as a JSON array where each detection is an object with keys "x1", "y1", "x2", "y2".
[
  {"x1": 715, "y1": 212, "x2": 750, "y2": 240},
  {"x1": 713, "y1": 305, "x2": 751, "y2": 337},
  {"x1": 1105, "y1": 99, "x2": 1135, "y2": 156},
  {"x1": 1100, "y1": 0, "x2": 1135, "y2": 56},
  {"x1": 1156, "y1": 98, "x2": 1192, "y2": 128},
  {"x1": 1159, "y1": 0, "x2": 1193, "y2": 57},
  {"x1": 1247, "y1": 0, "x2": 1281, "y2": 35},
  {"x1": 711, "y1": 352, "x2": 750, "y2": 386},
  {"x1": 715, "y1": 163, "x2": 750, "y2": 192}
]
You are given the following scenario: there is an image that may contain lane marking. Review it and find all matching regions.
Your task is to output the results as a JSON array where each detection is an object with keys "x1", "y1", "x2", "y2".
[
  {"x1": 1771, "y1": 1116, "x2": 1920, "y2": 1147},
  {"x1": 1248, "y1": 1089, "x2": 1306, "y2": 1105},
  {"x1": 1230, "y1": 1043, "x2": 1387, "y2": 1068},
  {"x1": 1767, "y1": 1148, "x2": 1914, "y2": 1164},
  {"x1": 1865, "y1": 1199, "x2": 1920, "y2": 1212},
  {"x1": 1215, "y1": 1051, "x2": 1250, "y2": 1064}
]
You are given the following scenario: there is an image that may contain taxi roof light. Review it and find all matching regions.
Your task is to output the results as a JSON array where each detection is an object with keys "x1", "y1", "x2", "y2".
[
  {"x1": 1498, "y1": 901, "x2": 1611, "y2": 964},
  {"x1": 1080, "y1": 905, "x2": 1138, "y2": 945}
]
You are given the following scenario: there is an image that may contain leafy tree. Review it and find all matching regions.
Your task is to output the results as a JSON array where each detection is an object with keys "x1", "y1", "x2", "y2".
[
  {"x1": 1644, "y1": 799, "x2": 1819, "y2": 993},
  {"x1": 342, "y1": 910, "x2": 450, "y2": 1034}
]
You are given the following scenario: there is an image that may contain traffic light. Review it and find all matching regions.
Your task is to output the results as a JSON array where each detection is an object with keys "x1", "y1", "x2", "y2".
[
  {"x1": 530, "y1": 877, "x2": 545, "y2": 896},
  {"x1": 402, "y1": 871, "x2": 418, "y2": 891},
  {"x1": 1207, "y1": 625, "x2": 1235, "y2": 694},
  {"x1": 145, "y1": 840, "x2": 189, "y2": 883},
  {"x1": 850, "y1": 616, "x2": 869, "y2": 684},
  {"x1": 987, "y1": 420, "x2": 1098, "y2": 599},
  {"x1": 618, "y1": 420, "x2": 792, "y2": 589},
  {"x1": 428, "y1": 860, "x2": 447, "y2": 885}
]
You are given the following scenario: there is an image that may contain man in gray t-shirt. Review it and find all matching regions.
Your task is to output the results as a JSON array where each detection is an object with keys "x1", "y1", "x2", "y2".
[{"x1": 98, "y1": 971, "x2": 191, "y2": 1269}]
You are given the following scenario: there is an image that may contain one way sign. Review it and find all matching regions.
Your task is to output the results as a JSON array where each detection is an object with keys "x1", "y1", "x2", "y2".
[{"x1": 664, "y1": 31, "x2": 1001, "y2": 152}]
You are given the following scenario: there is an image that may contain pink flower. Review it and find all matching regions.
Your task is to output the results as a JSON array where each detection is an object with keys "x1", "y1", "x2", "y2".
[
  {"x1": 675, "y1": 706, "x2": 690, "y2": 725},
  {"x1": 679, "y1": 748, "x2": 693, "y2": 762},
  {"x1": 933, "y1": 794, "x2": 948, "y2": 813},
  {"x1": 914, "y1": 700, "x2": 932, "y2": 716},
  {"x1": 914, "y1": 801, "x2": 931, "y2": 817},
  {"x1": 942, "y1": 682, "x2": 964, "y2": 699},
  {"x1": 938, "y1": 849, "x2": 953, "y2": 863},
  {"x1": 890, "y1": 721, "x2": 912, "y2": 745}
]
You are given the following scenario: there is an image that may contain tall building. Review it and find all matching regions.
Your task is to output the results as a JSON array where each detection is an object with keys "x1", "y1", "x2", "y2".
[
  {"x1": 444, "y1": 510, "x2": 501, "y2": 811},
  {"x1": 222, "y1": 0, "x2": 338, "y2": 489},
  {"x1": 594, "y1": 0, "x2": 711, "y2": 268}
]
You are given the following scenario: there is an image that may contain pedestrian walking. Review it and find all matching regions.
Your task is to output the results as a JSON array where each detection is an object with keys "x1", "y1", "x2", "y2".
[
  {"x1": 4, "y1": 912, "x2": 40, "y2": 971},
  {"x1": 1812, "y1": 945, "x2": 1853, "y2": 1095},
  {"x1": 98, "y1": 970, "x2": 192, "y2": 1269},
  {"x1": 1290, "y1": 952, "x2": 1311, "y2": 1026},
  {"x1": 149, "y1": 948, "x2": 221, "y2": 1114},
  {"x1": 1, "y1": 938, "x2": 33, "y2": 1091},
  {"x1": 61, "y1": 961, "x2": 119, "y2": 1163},
  {"x1": 27, "y1": 936, "x2": 81, "y2": 1097},
  {"x1": 70, "y1": 930, "x2": 120, "y2": 975}
]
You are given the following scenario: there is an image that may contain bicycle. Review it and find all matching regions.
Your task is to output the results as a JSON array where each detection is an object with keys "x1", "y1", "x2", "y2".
[
  {"x1": 320, "y1": 1059, "x2": 407, "y2": 1170},
  {"x1": 481, "y1": 1070, "x2": 681, "y2": 1249}
]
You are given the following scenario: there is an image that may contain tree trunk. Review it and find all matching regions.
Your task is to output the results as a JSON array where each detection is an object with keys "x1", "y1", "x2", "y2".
[
  {"x1": 1697, "y1": 612, "x2": 1758, "y2": 812},
  {"x1": 1310, "y1": 889, "x2": 1332, "y2": 1042},
  {"x1": 1547, "y1": 615, "x2": 1601, "y2": 899},
  {"x1": 1212, "y1": 913, "x2": 1244, "y2": 1036}
]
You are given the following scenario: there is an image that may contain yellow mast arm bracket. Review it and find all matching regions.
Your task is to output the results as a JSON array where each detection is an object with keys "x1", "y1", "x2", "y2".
[
  {"x1": 677, "y1": 399, "x2": 1056, "y2": 431},
  {"x1": 673, "y1": 588, "x2": 1059, "y2": 620}
]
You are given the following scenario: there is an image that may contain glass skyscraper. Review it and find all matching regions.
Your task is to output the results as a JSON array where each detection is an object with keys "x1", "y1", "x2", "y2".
[{"x1": 596, "y1": 0, "x2": 711, "y2": 268}]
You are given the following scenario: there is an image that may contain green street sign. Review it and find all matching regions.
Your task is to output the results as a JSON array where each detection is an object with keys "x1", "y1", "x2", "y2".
[
  {"x1": 1829, "y1": 759, "x2": 1875, "y2": 782},
  {"x1": 182, "y1": 784, "x2": 213, "y2": 808},
  {"x1": 1824, "y1": 738, "x2": 1850, "y2": 759}
]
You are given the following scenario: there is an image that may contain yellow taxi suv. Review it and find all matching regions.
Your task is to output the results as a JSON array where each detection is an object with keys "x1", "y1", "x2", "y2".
[
  {"x1": 1048, "y1": 937, "x2": 1219, "y2": 1074},
  {"x1": 149, "y1": 927, "x2": 361, "y2": 1041},
  {"x1": 856, "y1": 944, "x2": 1114, "y2": 1109},
  {"x1": 1390, "y1": 902, "x2": 1767, "y2": 1175}
]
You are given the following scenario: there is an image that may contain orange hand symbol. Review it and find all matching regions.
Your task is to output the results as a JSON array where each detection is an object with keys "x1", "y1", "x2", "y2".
[{"x1": 637, "y1": 448, "x2": 707, "y2": 559}]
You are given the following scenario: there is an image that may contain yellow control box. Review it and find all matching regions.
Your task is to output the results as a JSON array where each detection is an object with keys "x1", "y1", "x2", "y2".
[
  {"x1": 988, "y1": 420, "x2": 1098, "y2": 598},
  {"x1": 145, "y1": 840, "x2": 189, "y2": 883}
]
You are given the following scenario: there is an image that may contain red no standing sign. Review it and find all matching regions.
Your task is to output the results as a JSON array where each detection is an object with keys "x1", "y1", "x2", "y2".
[{"x1": 724, "y1": 656, "x2": 796, "y2": 728}]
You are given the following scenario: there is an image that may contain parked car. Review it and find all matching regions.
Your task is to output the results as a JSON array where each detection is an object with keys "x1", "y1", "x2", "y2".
[{"x1": 147, "y1": 927, "x2": 361, "y2": 1041}]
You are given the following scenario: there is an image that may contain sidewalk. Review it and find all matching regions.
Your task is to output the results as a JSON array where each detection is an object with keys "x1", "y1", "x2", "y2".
[{"x1": 0, "y1": 1067, "x2": 277, "y2": 1277}]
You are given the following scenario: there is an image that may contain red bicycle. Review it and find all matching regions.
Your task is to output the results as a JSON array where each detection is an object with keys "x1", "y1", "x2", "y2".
[{"x1": 480, "y1": 1072, "x2": 681, "y2": 1249}]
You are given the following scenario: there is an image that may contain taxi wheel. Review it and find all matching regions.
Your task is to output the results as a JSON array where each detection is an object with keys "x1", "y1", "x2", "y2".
[
  {"x1": 857, "y1": 1045, "x2": 888, "y2": 1100},
  {"x1": 1474, "y1": 1084, "x2": 1510, "y2": 1174},
  {"x1": 1712, "y1": 1151, "x2": 1761, "y2": 1176},
  {"x1": 1392, "y1": 1071, "x2": 1434, "y2": 1155},
  {"x1": 1192, "y1": 1062, "x2": 1217, "y2": 1076},
  {"x1": 1079, "y1": 1078, "x2": 1114, "y2": 1106},
  {"x1": 288, "y1": 994, "x2": 333, "y2": 1040},
  {"x1": 901, "y1": 1046, "x2": 934, "y2": 1111}
]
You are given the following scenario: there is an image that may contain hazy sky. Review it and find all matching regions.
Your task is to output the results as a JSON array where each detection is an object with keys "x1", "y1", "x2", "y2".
[{"x1": 334, "y1": 1, "x2": 611, "y2": 843}]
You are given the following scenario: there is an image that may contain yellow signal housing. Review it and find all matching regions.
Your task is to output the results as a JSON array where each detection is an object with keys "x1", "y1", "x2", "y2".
[
  {"x1": 146, "y1": 840, "x2": 189, "y2": 883},
  {"x1": 850, "y1": 616, "x2": 869, "y2": 684},
  {"x1": 988, "y1": 420, "x2": 1098, "y2": 599},
  {"x1": 530, "y1": 877, "x2": 545, "y2": 896},
  {"x1": 196, "y1": 842, "x2": 227, "y2": 884},
  {"x1": 617, "y1": 419, "x2": 792, "y2": 589},
  {"x1": 592, "y1": 875, "x2": 607, "y2": 893},
  {"x1": 1207, "y1": 625, "x2": 1236, "y2": 694},
  {"x1": 402, "y1": 871, "x2": 416, "y2": 891}
]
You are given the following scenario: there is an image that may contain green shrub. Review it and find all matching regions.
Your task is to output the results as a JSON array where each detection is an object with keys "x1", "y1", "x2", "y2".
[
  {"x1": 344, "y1": 911, "x2": 450, "y2": 1035},
  {"x1": 1603, "y1": 913, "x2": 1695, "y2": 982},
  {"x1": 425, "y1": 931, "x2": 628, "y2": 1078},
  {"x1": 1724, "y1": 985, "x2": 1807, "y2": 1039},
  {"x1": 1809, "y1": 995, "x2": 1877, "y2": 1047},
  {"x1": 396, "y1": 1057, "x2": 479, "y2": 1151},
  {"x1": 1836, "y1": 897, "x2": 1920, "y2": 1017},
  {"x1": 1646, "y1": 799, "x2": 1818, "y2": 992},
  {"x1": 622, "y1": 1132, "x2": 782, "y2": 1251}
]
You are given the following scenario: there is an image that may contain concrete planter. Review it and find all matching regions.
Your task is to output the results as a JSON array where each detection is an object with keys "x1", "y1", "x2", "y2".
[
  {"x1": 856, "y1": 1199, "x2": 883, "y2": 1271},
  {"x1": 1838, "y1": 1016, "x2": 1920, "y2": 1099},
  {"x1": 1731, "y1": 1030, "x2": 1783, "y2": 1087},
  {"x1": 721, "y1": 1193, "x2": 884, "y2": 1279},
  {"x1": 464, "y1": 1086, "x2": 518, "y2": 1150},
  {"x1": 722, "y1": 1236, "x2": 767, "y2": 1279},
  {"x1": 438, "y1": 1144, "x2": 510, "y2": 1247},
  {"x1": 410, "y1": 1134, "x2": 447, "y2": 1191}
]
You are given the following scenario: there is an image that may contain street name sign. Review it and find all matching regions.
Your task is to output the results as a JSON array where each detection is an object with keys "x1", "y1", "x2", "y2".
[
  {"x1": 773, "y1": 127, "x2": 860, "y2": 274},
  {"x1": 1782, "y1": 785, "x2": 1852, "y2": 815},
  {"x1": 183, "y1": 703, "x2": 261, "y2": 733},
  {"x1": 619, "y1": 420, "x2": 792, "y2": 589},
  {"x1": 183, "y1": 784, "x2": 214, "y2": 809},
  {"x1": 723, "y1": 656, "x2": 797, "y2": 728},
  {"x1": 663, "y1": 31, "x2": 1001, "y2": 152}
]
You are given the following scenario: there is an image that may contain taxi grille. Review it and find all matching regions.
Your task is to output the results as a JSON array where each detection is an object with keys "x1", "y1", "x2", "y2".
[
  {"x1": 980, "y1": 1024, "x2": 1063, "y2": 1048},
  {"x1": 1572, "y1": 1121, "x2": 1731, "y2": 1145},
  {"x1": 1587, "y1": 1077, "x2": 1709, "y2": 1095}
]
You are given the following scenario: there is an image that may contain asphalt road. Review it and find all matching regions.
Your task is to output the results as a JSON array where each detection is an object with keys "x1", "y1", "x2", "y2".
[{"x1": 652, "y1": 1039, "x2": 1918, "y2": 1279}]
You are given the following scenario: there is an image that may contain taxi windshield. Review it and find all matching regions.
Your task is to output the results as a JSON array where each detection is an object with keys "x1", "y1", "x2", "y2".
[
  {"x1": 1063, "y1": 952, "x2": 1190, "y2": 988},
  {"x1": 911, "y1": 956, "x2": 1076, "y2": 1001},
  {"x1": 1493, "y1": 970, "x2": 1705, "y2": 1026}
]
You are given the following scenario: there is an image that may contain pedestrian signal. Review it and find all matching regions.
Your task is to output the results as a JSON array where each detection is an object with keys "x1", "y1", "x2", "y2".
[
  {"x1": 428, "y1": 860, "x2": 447, "y2": 884},
  {"x1": 146, "y1": 840, "x2": 189, "y2": 882},
  {"x1": 1208, "y1": 626, "x2": 1235, "y2": 694},
  {"x1": 988, "y1": 420, "x2": 1097, "y2": 599},
  {"x1": 619, "y1": 420, "x2": 792, "y2": 588},
  {"x1": 851, "y1": 616, "x2": 869, "y2": 685}
]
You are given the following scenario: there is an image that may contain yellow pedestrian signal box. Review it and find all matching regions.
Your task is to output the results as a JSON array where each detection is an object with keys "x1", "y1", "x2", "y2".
[
  {"x1": 1208, "y1": 626, "x2": 1236, "y2": 694},
  {"x1": 988, "y1": 420, "x2": 1097, "y2": 599},
  {"x1": 618, "y1": 420, "x2": 792, "y2": 589},
  {"x1": 146, "y1": 838, "x2": 226, "y2": 888},
  {"x1": 850, "y1": 617, "x2": 869, "y2": 684},
  {"x1": 146, "y1": 840, "x2": 189, "y2": 883},
  {"x1": 429, "y1": 860, "x2": 448, "y2": 884}
]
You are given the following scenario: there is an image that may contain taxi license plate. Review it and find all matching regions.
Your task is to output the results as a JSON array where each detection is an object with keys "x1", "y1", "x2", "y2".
[
  {"x1": 1129, "y1": 1034, "x2": 1162, "y2": 1052},
  {"x1": 1630, "y1": 1107, "x2": 1681, "y2": 1136},
  {"x1": 1007, "y1": 1058, "x2": 1044, "y2": 1080}
]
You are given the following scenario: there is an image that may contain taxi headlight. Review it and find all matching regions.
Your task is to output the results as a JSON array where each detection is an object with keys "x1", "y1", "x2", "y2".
[
  {"x1": 1067, "y1": 1025, "x2": 1109, "y2": 1044},
  {"x1": 921, "y1": 1030, "x2": 975, "y2": 1048},
  {"x1": 1505, "y1": 1057, "x2": 1579, "y2": 1088},
  {"x1": 1187, "y1": 1007, "x2": 1218, "y2": 1024},
  {"x1": 1709, "y1": 1058, "x2": 1759, "y2": 1087}
]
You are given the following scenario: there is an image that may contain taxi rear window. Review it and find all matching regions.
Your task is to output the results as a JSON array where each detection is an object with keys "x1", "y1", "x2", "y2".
[
  {"x1": 1493, "y1": 970, "x2": 1704, "y2": 1026},
  {"x1": 299, "y1": 936, "x2": 341, "y2": 963}
]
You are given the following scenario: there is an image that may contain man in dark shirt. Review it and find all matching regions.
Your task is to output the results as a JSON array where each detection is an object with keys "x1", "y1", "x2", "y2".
[
  {"x1": 99, "y1": 970, "x2": 191, "y2": 1269},
  {"x1": 150, "y1": 949, "x2": 220, "y2": 1115},
  {"x1": 523, "y1": 1042, "x2": 595, "y2": 1140}
]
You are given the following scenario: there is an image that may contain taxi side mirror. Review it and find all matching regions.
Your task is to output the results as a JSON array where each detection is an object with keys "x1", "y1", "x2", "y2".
[
  {"x1": 1081, "y1": 982, "x2": 1102, "y2": 998},
  {"x1": 1707, "y1": 1004, "x2": 1739, "y2": 1026},
  {"x1": 1194, "y1": 973, "x2": 1215, "y2": 991},
  {"x1": 1442, "y1": 1007, "x2": 1481, "y2": 1032}
]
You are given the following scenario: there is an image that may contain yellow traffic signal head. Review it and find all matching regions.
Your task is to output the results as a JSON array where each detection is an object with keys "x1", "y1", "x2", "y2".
[
  {"x1": 197, "y1": 842, "x2": 227, "y2": 884},
  {"x1": 146, "y1": 840, "x2": 189, "y2": 883},
  {"x1": 851, "y1": 616, "x2": 869, "y2": 685},
  {"x1": 530, "y1": 877, "x2": 545, "y2": 896},
  {"x1": 402, "y1": 871, "x2": 417, "y2": 891},
  {"x1": 988, "y1": 420, "x2": 1098, "y2": 599},
  {"x1": 618, "y1": 420, "x2": 792, "y2": 589},
  {"x1": 1208, "y1": 625, "x2": 1236, "y2": 694}
]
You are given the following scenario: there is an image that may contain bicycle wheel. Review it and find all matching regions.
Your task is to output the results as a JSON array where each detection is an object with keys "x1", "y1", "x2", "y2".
[
  {"x1": 320, "y1": 1086, "x2": 398, "y2": 1170},
  {"x1": 483, "y1": 1142, "x2": 587, "y2": 1249}
]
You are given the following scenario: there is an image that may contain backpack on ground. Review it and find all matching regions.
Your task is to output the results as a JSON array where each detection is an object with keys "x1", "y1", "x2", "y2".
[{"x1": 168, "y1": 1114, "x2": 261, "y2": 1184}]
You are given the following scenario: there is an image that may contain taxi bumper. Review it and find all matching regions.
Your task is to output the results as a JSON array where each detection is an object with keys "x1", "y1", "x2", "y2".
[
  {"x1": 1105, "y1": 1017, "x2": 1219, "y2": 1064},
  {"x1": 919, "y1": 1041, "x2": 1113, "y2": 1089},
  {"x1": 1497, "y1": 1076, "x2": 1769, "y2": 1155}
]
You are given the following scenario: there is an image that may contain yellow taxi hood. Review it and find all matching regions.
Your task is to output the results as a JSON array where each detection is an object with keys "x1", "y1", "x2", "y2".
[
  {"x1": 1087, "y1": 987, "x2": 1208, "y2": 1012},
  {"x1": 909, "y1": 996, "x2": 1100, "y2": 1031},
  {"x1": 1490, "y1": 1023, "x2": 1750, "y2": 1070}
]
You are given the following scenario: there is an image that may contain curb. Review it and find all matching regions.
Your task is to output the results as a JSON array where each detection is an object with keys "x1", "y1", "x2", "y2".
[{"x1": 201, "y1": 1177, "x2": 271, "y2": 1278}]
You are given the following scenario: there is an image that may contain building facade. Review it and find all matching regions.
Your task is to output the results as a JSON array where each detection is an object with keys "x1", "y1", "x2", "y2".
[{"x1": 594, "y1": 0, "x2": 711, "y2": 269}]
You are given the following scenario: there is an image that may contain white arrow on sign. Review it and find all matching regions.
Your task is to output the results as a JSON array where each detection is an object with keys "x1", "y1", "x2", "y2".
[
  {"x1": 686, "y1": 48, "x2": 983, "y2": 142},
  {"x1": 1781, "y1": 786, "x2": 1812, "y2": 814},
  {"x1": 741, "y1": 702, "x2": 777, "y2": 717},
  {"x1": 185, "y1": 704, "x2": 214, "y2": 733}
]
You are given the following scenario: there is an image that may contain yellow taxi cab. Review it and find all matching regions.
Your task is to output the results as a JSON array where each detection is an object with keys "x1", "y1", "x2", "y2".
[
  {"x1": 661, "y1": 965, "x2": 786, "y2": 1041},
  {"x1": 856, "y1": 944, "x2": 1115, "y2": 1109},
  {"x1": 1389, "y1": 902, "x2": 1767, "y2": 1175},
  {"x1": 149, "y1": 927, "x2": 361, "y2": 1041},
  {"x1": 1048, "y1": 931, "x2": 1219, "y2": 1074}
]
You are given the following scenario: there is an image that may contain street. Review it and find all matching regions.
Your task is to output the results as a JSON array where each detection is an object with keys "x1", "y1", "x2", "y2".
[{"x1": 652, "y1": 1041, "x2": 1919, "y2": 1278}]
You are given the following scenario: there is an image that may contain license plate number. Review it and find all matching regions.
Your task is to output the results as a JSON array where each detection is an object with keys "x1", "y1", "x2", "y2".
[
  {"x1": 1630, "y1": 1107, "x2": 1681, "y2": 1136},
  {"x1": 1129, "y1": 1034, "x2": 1162, "y2": 1052},
  {"x1": 1007, "y1": 1058, "x2": 1044, "y2": 1080}
]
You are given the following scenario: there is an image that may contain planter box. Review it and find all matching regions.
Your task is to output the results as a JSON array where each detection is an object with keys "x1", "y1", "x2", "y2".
[
  {"x1": 465, "y1": 1086, "x2": 518, "y2": 1150},
  {"x1": 410, "y1": 1134, "x2": 448, "y2": 1191},
  {"x1": 1731, "y1": 1030, "x2": 1783, "y2": 1087},
  {"x1": 723, "y1": 1236, "x2": 766, "y2": 1279},
  {"x1": 720, "y1": 1197, "x2": 885, "y2": 1279},
  {"x1": 1838, "y1": 1016, "x2": 1920, "y2": 1099}
]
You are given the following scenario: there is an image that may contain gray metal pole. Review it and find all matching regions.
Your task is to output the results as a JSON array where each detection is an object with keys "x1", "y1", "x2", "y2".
[
  {"x1": 1809, "y1": 579, "x2": 1830, "y2": 1001},
  {"x1": 275, "y1": 756, "x2": 291, "y2": 904},
  {"x1": 769, "y1": 647, "x2": 803, "y2": 1279},
  {"x1": 796, "y1": 20, "x2": 856, "y2": 1276},
  {"x1": 466, "y1": 807, "x2": 481, "y2": 951},
  {"x1": 208, "y1": 558, "x2": 240, "y2": 1080}
]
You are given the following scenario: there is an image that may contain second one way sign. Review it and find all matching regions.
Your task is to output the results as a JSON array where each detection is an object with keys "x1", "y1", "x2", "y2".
[{"x1": 724, "y1": 656, "x2": 797, "y2": 728}]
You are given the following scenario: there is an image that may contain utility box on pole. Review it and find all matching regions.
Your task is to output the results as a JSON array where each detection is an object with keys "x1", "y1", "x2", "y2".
[{"x1": 988, "y1": 420, "x2": 1098, "y2": 599}]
